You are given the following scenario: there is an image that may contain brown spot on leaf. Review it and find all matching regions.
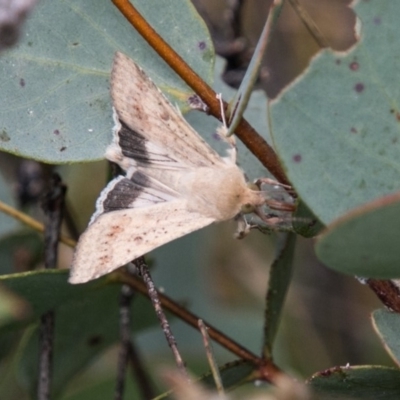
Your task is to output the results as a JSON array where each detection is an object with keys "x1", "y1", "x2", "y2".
[
  {"x1": 354, "y1": 83, "x2": 365, "y2": 93},
  {"x1": 350, "y1": 127, "x2": 358, "y2": 133},
  {"x1": 20, "y1": 78, "x2": 25, "y2": 87},
  {"x1": 349, "y1": 61, "x2": 359, "y2": 71},
  {"x1": 293, "y1": 154, "x2": 302, "y2": 163},
  {"x1": 0, "y1": 130, "x2": 10, "y2": 142},
  {"x1": 60, "y1": 146, "x2": 66, "y2": 152}
]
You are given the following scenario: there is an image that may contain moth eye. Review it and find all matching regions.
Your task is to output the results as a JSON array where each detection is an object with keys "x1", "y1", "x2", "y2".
[{"x1": 241, "y1": 203, "x2": 255, "y2": 214}]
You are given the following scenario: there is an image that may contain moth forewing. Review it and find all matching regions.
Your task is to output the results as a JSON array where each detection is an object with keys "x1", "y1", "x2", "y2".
[
  {"x1": 111, "y1": 52, "x2": 224, "y2": 169},
  {"x1": 69, "y1": 52, "x2": 266, "y2": 285}
]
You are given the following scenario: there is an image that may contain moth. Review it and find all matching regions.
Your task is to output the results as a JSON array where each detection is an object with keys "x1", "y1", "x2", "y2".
[{"x1": 69, "y1": 52, "x2": 276, "y2": 284}]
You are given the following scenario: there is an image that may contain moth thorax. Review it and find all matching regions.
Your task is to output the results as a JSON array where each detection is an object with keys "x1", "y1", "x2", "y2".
[{"x1": 184, "y1": 166, "x2": 261, "y2": 221}]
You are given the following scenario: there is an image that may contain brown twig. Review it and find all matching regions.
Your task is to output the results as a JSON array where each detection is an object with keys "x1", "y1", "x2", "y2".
[
  {"x1": 115, "y1": 284, "x2": 134, "y2": 400},
  {"x1": 198, "y1": 319, "x2": 224, "y2": 395},
  {"x1": 133, "y1": 257, "x2": 189, "y2": 379},
  {"x1": 38, "y1": 174, "x2": 66, "y2": 400},
  {"x1": 114, "y1": 270, "x2": 267, "y2": 368},
  {"x1": 0, "y1": 200, "x2": 75, "y2": 247},
  {"x1": 287, "y1": 0, "x2": 329, "y2": 49},
  {"x1": 114, "y1": 282, "x2": 156, "y2": 399},
  {"x1": 127, "y1": 341, "x2": 156, "y2": 400},
  {"x1": 111, "y1": 0, "x2": 289, "y2": 185},
  {"x1": 367, "y1": 279, "x2": 400, "y2": 313}
]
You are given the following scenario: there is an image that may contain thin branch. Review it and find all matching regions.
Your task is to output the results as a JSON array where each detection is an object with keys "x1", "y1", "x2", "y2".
[
  {"x1": 127, "y1": 341, "x2": 156, "y2": 400},
  {"x1": 37, "y1": 174, "x2": 66, "y2": 400},
  {"x1": 111, "y1": 0, "x2": 289, "y2": 185},
  {"x1": 0, "y1": 200, "x2": 75, "y2": 247},
  {"x1": 198, "y1": 319, "x2": 224, "y2": 395},
  {"x1": 366, "y1": 279, "x2": 400, "y2": 313},
  {"x1": 115, "y1": 284, "x2": 134, "y2": 400},
  {"x1": 114, "y1": 270, "x2": 288, "y2": 383},
  {"x1": 287, "y1": 0, "x2": 330, "y2": 48},
  {"x1": 113, "y1": 270, "x2": 261, "y2": 366},
  {"x1": 134, "y1": 257, "x2": 189, "y2": 379}
]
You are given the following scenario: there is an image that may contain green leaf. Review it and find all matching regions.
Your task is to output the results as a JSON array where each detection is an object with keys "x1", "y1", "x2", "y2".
[
  {"x1": 263, "y1": 233, "x2": 296, "y2": 358},
  {"x1": 308, "y1": 365, "x2": 400, "y2": 400},
  {"x1": 0, "y1": 0, "x2": 214, "y2": 163},
  {"x1": 0, "y1": 270, "x2": 158, "y2": 397},
  {"x1": 293, "y1": 199, "x2": 324, "y2": 238},
  {"x1": 270, "y1": 0, "x2": 400, "y2": 225},
  {"x1": 372, "y1": 309, "x2": 400, "y2": 366},
  {"x1": 315, "y1": 192, "x2": 400, "y2": 279}
]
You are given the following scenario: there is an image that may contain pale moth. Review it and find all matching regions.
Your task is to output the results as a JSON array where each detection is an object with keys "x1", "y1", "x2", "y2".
[{"x1": 69, "y1": 52, "x2": 275, "y2": 284}]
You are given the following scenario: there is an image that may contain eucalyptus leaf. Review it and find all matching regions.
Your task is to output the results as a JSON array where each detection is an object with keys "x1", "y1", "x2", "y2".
[
  {"x1": 315, "y1": 192, "x2": 400, "y2": 279},
  {"x1": 263, "y1": 232, "x2": 296, "y2": 357},
  {"x1": 0, "y1": 270, "x2": 158, "y2": 397},
  {"x1": 372, "y1": 309, "x2": 400, "y2": 367},
  {"x1": 309, "y1": 365, "x2": 400, "y2": 400},
  {"x1": 270, "y1": 1, "x2": 400, "y2": 225},
  {"x1": 0, "y1": 0, "x2": 214, "y2": 163}
]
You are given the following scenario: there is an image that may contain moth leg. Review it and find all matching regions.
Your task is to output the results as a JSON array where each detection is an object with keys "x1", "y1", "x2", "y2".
[
  {"x1": 263, "y1": 197, "x2": 296, "y2": 212},
  {"x1": 255, "y1": 177, "x2": 293, "y2": 192},
  {"x1": 253, "y1": 206, "x2": 295, "y2": 232},
  {"x1": 234, "y1": 213, "x2": 253, "y2": 239},
  {"x1": 253, "y1": 177, "x2": 296, "y2": 212},
  {"x1": 234, "y1": 210, "x2": 292, "y2": 238}
]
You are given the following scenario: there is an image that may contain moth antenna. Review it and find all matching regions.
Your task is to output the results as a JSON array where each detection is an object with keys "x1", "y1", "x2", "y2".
[
  {"x1": 216, "y1": 93, "x2": 237, "y2": 163},
  {"x1": 216, "y1": 93, "x2": 227, "y2": 129}
]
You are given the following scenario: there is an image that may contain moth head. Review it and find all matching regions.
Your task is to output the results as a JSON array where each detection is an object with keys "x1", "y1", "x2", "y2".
[{"x1": 240, "y1": 182, "x2": 262, "y2": 214}]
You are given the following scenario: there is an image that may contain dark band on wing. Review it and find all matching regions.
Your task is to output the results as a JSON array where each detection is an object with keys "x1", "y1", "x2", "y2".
[
  {"x1": 102, "y1": 171, "x2": 177, "y2": 213},
  {"x1": 118, "y1": 119, "x2": 177, "y2": 166},
  {"x1": 102, "y1": 176, "x2": 146, "y2": 212},
  {"x1": 118, "y1": 120, "x2": 150, "y2": 163}
]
